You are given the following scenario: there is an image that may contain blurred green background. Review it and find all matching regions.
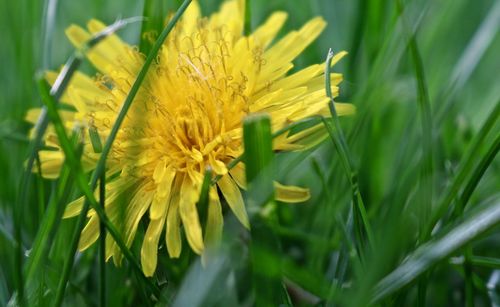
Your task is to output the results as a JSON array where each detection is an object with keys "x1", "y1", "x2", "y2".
[{"x1": 1, "y1": 0, "x2": 499, "y2": 306}]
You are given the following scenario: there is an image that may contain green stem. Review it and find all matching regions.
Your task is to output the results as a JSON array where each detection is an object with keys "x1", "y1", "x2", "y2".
[
  {"x1": 244, "y1": 0, "x2": 252, "y2": 36},
  {"x1": 99, "y1": 174, "x2": 106, "y2": 307},
  {"x1": 464, "y1": 248, "x2": 474, "y2": 307}
]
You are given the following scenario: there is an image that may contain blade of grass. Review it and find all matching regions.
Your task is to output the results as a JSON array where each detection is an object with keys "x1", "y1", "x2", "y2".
[
  {"x1": 396, "y1": 1, "x2": 433, "y2": 303},
  {"x1": 372, "y1": 195, "x2": 500, "y2": 303},
  {"x1": 427, "y1": 101, "x2": 500, "y2": 237},
  {"x1": 24, "y1": 128, "x2": 83, "y2": 284},
  {"x1": 243, "y1": 114, "x2": 285, "y2": 306},
  {"x1": 469, "y1": 257, "x2": 500, "y2": 269},
  {"x1": 435, "y1": 0, "x2": 500, "y2": 123},
  {"x1": 454, "y1": 133, "x2": 500, "y2": 216},
  {"x1": 41, "y1": 0, "x2": 58, "y2": 68},
  {"x1": 464, "y1": 247, "x2": 474, "y2": 307},
  {"x1": 197, "y1": 167, "x2": 212, "y2": 246},
  {"x1": 324, "y1": 48, "x2": 374, "y2": 255},
  {"x1": 243, "y1": 0, "x2": 252, "y2": 35},
  {"x1": 139, "y1": 0, "x2": 167, "y2": 54},
  {"x1": 99, "y1": 173, "x2": 106, "y2": 307},
  {"x1": 395, "y1": 0, "x2": 433, "y2": 237}
]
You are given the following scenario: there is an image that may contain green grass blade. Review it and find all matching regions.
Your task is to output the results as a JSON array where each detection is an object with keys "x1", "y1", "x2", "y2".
[
  {"x1": 99, "y1": 173, "x2": 106, "y2": 307},
  {"x1": 244, "y1": 114, "x2": 275, "y2": 210},
  {"x1": 197, "y1": 168, "x2": 212, "y2": 232},
  {"x1": 89, "y1": 126, "x2": 103, "y2": 153},
  {"x1": 469, "y1": 256, "x2": 500, "y2": 269},
  {"x1": 40, "y1": 0, "x2": 58, "y2": 69},
  {"x1": 427, "y1": 101, "x2": 500, "y2": 235},
  {"x1": 396, "y1": 0, "x2": 433, "y2": 236},
  {"x1": 243, "y1": 114, "x2": 285, "y2": 306},
  {"x1": 139, "y1": 0, "x2": 167, "y2": 54},
  {"x1": 372, "y1": 195, "x2": 500, "y2": 303},
  {"x1": 435, "y1": 1, "x2": 500, "y2": 123},
  {"x1": 24, "y1": 128, "x2": 83, "y2": 283},
  {"x1": 244, "y1": 0, "x2": 252, "y2": 35},
  {"x1": 395, "y1": 2, "x2": 434, "y2": 302},
  {"x1": 455, "y1": 133, "x2": 500, "y2": 214},
  {"x1": 324, "y1": 49, "x2": 374, "y2": 254}
]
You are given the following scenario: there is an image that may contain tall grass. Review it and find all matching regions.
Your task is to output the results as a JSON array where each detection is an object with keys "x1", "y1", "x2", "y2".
[{"x1": 0, "y1": 0, "x2": 499, "y2": 306}]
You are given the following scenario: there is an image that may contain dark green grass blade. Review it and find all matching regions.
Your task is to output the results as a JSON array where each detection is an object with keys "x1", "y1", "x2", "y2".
[
  {"x1": 243, "y1": 114, "x2": 285, "y2": 306},
  {"x1": 396, "y1": 1, "x2": 434, "y2": 303},
  {"x1": 197, "y1": 168, "x2": 212, "y2": 235},
  {"x1": 244, "y1": 0, "x2": 252, "y2": 35},
  {"x1": 324, "y1": 49, "x2": 374, "y2": 255},
  {"x1": 455, "y1": 133, "x2": 500, "y2": 215},
  {"x1": 427, "y1": 101, "x2": 500, "y2": 236},
  {"x1": 372, "y1": 195, "x2": 500, "y2": 303},
  {"x1": 139, "y1": 0, "x2": 167, "y2": 54},
  {"x1": 24, "y1": 128, "x2": 83, "y2": 287},
  {"x1": 396, "y1": 0, "x2": 433, "y2": 237},
  {"x1": 99, "y1": 173, "x2": 106, "y2": 307},
  {"x1": 467, "y1": 256, "x2": 500, "y2": 269},
  {"x1": 244, "y1": 114, "x2": 275, "y2": 211}
]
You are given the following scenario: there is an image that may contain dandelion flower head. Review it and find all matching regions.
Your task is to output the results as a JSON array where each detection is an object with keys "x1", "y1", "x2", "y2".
[{"x1": 27, "y1": 0, "x2": 354, "y2": 276}]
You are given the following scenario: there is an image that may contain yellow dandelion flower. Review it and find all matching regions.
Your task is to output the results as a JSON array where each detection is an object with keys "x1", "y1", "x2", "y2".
[{"x1": 27, "y1": 0, "x2": 354, "y2": 276}]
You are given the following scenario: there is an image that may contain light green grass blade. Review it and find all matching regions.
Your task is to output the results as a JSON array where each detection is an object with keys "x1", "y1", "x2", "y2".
[{"x1": 372, "y1": 195, "x2": 500, "y2": 303}]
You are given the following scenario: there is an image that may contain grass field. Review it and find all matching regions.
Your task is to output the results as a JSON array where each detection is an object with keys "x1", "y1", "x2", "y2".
[{"x1": 0, "y1": 0, "x2": 499, "y2": 306}]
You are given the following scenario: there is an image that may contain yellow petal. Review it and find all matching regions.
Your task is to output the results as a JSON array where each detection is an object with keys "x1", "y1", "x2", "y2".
[
  {"x1": 179, "y1": 177, "x2": 204, "y2": 254},
  {"x1": 209, "y1": 0, "x2": 244, "y2": 40},
  {"x1": 141, "y1": 216, "x2": 167, "y2": 277},
  {"x1": 209, "y1": 155, "x2": 228, "y2": 175},
  {"x1": 124, "y1": 185, "x2": 155, "y2": 245},
  {"x1": 274, "y1": 124, "x2": 328, "y2": 152},
  {"x1": 274, "y1": 181, "x2": 310, "y2": 203},
  {"x1": 150, "y1": 170, "x2": 176, "y2": 219},
  {"x1": 78, "y1": 214, "x2": 99, "y2": 251},
  {"x1": 229, "y1": 162, "x2": 246, "y2": 189},
  {"x1": 152, "y1": 159, "x2": 167, "y2": 183},
  {"x1": 251, "y1": 12, "x2": 288, "y2": 48},
  {"x1": 63, "y1": 196, "x2": 84, "y2": 218},
  {"x1": 218, "y1": 175, "x2": 249, "y2": 228},
  {"x1": 263, "y1": 17, "x2": 326, "y2": 75},
  {"x1": 37, "y1": 150, "x2": 64, "y2": 179},
  {"x1": 318, "y1": 102, "x2": 356, "y2": 117},
  {"x1": 180, "y1": 0, "x2": 201, "y2": 34},
  {"x1": 166, "y1": 178, "x2": 182, "y2": 258},
  {"x1": 204, "y1": 188, "x2": 223, "y2": 245}
]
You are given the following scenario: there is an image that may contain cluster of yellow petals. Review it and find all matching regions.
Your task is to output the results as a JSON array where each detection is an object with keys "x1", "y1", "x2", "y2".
[{"x1": 27, "y1": 0, "x2": 354, "y2": 276}]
